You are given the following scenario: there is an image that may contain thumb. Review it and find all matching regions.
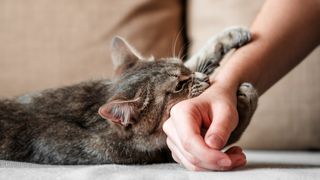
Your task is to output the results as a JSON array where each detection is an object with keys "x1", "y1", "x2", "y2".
[{"x1": 204, "y1": 105, "x2": 238, "y2": 149}]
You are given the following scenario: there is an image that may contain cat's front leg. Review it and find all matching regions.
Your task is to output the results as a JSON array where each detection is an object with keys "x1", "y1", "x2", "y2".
[
  {"x1": 185, "y1": 27, "x2": 251, "y2": 76},
  {"x1": 227, "y1": 82, "x2": 258, "y2": 146}
]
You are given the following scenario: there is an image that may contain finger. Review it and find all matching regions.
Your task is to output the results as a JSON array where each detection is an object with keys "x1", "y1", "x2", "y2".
[
  {"x1": 163, "y1": 118, "x2": 201, "y2": 165},
  {"x1": 165, "y1": 115, "x2": 233, "y2": 170},
  {"x1": 166, "y1": 137, "x2": 181, "y2": 164},
  {"x1": 205, "y1": 104, "x2": 238, "y2": 149},
  {"x1": 171, "y1": 151, "x2": 181, "y2": 164},
  {"x1": 225, "y1": 146, "x2": 247, "y2": 169},
  {"x1": 166, "y1": 119, "x2": 246, "y2": 171},
  {"x1": 226, "y1": 146, "x2": 243, "y2": 154},
  {"x1": 166, "y1": 137, "x2": 207, "y2": 171}
]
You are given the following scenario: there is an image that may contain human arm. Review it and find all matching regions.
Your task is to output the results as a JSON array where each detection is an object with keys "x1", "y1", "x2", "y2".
[
  {"x1": 163, "y1": 0, "x2": 320, "y2": 171},
  {"x1": 215, "y1": 0, "x2": 320, "y2": 94}
]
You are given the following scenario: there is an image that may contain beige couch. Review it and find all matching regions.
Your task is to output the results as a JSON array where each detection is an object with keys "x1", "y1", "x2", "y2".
[
  {"x1": 1, "y1": 1, "x2": 320, "y2": 179},
  {"x1": 0, "y1": 0, "x2": 319, "y2": 153}
]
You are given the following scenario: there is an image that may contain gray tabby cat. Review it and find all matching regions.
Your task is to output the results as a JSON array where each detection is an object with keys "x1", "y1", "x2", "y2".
[{"x1": 0, "y1": 27, "x2": 257, "y2": 165}]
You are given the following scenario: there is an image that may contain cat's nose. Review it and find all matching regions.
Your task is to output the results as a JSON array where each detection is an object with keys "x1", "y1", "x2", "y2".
[{"x1": 194, "y1": 72, "x2": 209, "y2": 83}]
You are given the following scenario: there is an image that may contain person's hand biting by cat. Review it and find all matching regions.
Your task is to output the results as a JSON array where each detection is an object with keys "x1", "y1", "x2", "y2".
[{"x1": 163, "y1": 83, "x2": 247, "y2": 171}]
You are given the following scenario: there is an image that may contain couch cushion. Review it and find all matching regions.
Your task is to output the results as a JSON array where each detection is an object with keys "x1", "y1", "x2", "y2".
[
  {"x1": 0, "y1": 0, "x2": 182, "y2": 96},
  {"x1": 189, "y1": 0, "x2": 320, "y2": 149}
]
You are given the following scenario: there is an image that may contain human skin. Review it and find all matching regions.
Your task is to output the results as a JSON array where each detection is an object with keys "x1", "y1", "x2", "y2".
[{"x1": 163, "y1": 0, "x2": 320, "y2": 171}]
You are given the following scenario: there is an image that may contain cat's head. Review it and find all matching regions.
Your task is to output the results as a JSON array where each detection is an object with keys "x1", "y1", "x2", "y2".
[{"x1": 98, "y1": 37, "x2": 212, "y2": 151}]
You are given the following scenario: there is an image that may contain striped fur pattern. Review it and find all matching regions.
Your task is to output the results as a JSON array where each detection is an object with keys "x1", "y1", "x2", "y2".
[{"x1": 0, "y1": 27, "x2": 257, "y2": 165}]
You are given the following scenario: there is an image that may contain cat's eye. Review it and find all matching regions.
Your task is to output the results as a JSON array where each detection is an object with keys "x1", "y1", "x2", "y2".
[{"x1": 174, "y1": 79, "x2": 189, "y2": 92}]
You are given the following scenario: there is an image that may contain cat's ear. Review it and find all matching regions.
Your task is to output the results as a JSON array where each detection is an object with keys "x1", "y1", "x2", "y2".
[
  {"x1": 111, "y1": 36, "x2": 142, "y2": 75},
  {"x1": 98, "y1": 98, "x2": 140, "y2": 127}
]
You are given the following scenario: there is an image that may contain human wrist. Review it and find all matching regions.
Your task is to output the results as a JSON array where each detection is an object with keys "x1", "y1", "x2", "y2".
[
  {"x1": 209, "y1": 35, "x2": 264, "y2": 95},
  {"x1": 209, "y1": 72, "x2": 241, "y2": 96},
  {"x1": 199, "y1": 76, "x2": 239, "y2": 107}
]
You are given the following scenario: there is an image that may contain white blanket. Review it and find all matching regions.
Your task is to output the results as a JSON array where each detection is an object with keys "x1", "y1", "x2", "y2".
[{"x1": 1, "y1": 150, "x2": 319, "y2": 180}]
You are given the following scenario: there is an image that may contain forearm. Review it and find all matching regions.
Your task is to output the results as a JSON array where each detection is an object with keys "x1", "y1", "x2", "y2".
[{"x1": 212, "y1": 0, "x2": 320, "y2": 95}]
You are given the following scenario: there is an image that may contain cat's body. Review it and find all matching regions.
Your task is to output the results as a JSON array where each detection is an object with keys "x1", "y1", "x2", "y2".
[
  {"x1": 0, "y1": 27, "x2": 258, "y2": 165},
  {"x1": 0, "y1": 79, "x2": 173, "y2": 164}
]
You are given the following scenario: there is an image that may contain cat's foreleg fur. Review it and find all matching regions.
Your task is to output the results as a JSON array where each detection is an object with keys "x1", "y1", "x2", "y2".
[{"x1": 185, "y1": 27, "x2": 251, "y2": 75}]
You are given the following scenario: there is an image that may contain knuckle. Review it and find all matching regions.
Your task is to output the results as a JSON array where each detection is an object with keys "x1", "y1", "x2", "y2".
[
  {"x1": 170, "y1": 104, "x2": 181, "y2": 113},
  {"x1": 166, "y1": 138, "x2": 171, "y2": 147},
  {"x1": 166, "y1": 138, "x2": 176, "y2": 152},
  {"x1": 170, "y1": 101, "x2": 193, "y2": 116},
  {"x1": 171, "y1": 152, "x2": 180, "y2": 163},
  {"x1": 169, "y1": 106, "x2": 178, "y2": 116},
  {"x1": 162, "y1": 121, "x2": 169, "y2": 132},
  {"x1": 181, "y1": 139, "x2": 192, "y2": 152},
  {"x1": 186, "y1": 155, "x2": 199, "y2": 166}
]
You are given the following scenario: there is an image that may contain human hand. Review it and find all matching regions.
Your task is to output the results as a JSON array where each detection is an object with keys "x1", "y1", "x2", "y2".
[{"x1": 162, "y1": 84, "x2": 246, "y2": 171}]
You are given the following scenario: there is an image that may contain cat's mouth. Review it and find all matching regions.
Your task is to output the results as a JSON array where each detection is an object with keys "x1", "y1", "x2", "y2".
[{"x1": 190, "y1": 72, "x2": 210, "y2": 97}]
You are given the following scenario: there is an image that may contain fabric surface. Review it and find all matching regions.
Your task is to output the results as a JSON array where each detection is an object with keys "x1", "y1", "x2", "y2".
[
  {"x1": 0, "y1": 150, "x2": 319, "y2": 180},
  {"x1": 0, "y1": 0, "x2": 183, "y2": 96},
  {"x1": 188, "y1": 0, "x2": 320, "y2": 150}
]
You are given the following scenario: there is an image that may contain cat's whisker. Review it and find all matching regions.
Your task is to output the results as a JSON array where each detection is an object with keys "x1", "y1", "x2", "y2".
[
  {"x1": 198, "y1": 58, "x2": 205, "y2": 73},
  {"x1": 172, "y1": 26, "x2": 184, "y2": 59},
  {"x1": 179, "y1": 42, "x2": 187, "y2": 60},
  {"x1": 195, "y1": 58, "x2": 200, "y2": 72},
  {"x1": 178, "y1": 41, "x2": 191, "y2": 61},
  {"x1": 177, "y1": 45, "x2": 184, "y2": 60},
  {"x1": 178, "y1": 44, "x2": 186, "y2": 61},
  {"x1": 180, "y1": 54, "x2": 187, "y2": 62}
]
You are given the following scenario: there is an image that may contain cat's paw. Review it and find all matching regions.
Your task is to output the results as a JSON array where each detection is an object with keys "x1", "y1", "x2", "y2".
[
  {"x1": 237, "y1": 82, "x2": 258, "y2": 113},
  {"x1": 227, "y1": 82, "x2": 258, "y2": 145},
  {"x1": 221, "y1": 27, "x2": 251, "y2": 52}
]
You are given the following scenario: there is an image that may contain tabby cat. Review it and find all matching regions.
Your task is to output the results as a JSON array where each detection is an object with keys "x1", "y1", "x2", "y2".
[{"x1": 0, "y1": 27, "x2": 257, "y2": 165}]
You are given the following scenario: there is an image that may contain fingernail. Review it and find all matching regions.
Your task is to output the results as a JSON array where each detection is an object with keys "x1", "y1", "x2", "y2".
[
  {"x1": 217, "y1": 158, "x2": 232, "y2": 167},
  {"x1": 235, "y1": 158, "x2": 247, "y2": 168},
  {"x1": 207, "y1": 135, "x2": 224, "y2": 149},
  {"x1": 242, "y1": 152, "x2": 247, "y2": 160},
  {"x1": 229, "y1": 147, "x2": 243, "y2": 154}
]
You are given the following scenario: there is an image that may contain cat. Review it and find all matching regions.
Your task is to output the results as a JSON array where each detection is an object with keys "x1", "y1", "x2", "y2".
[{"x1": 0, "y1": 27, "x2": 258, "y2": 165}]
